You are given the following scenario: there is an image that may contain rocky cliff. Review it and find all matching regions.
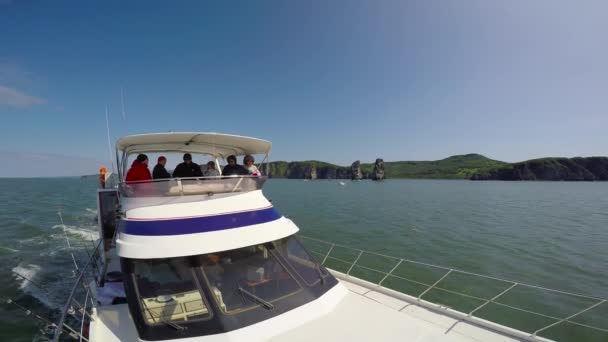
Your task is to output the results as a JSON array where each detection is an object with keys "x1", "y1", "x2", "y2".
[
  {"x1": 261, "y1": 161, "x2": 351, "y2": 179},
  {"x1": 262, "y1": 154, "x2": 506, "y2": 179},
  {"x1": 471, "y1": 157, "x2": 608, "y2": 181},
  {"x1": 351, "y1": 161, "x2": 362, "y2": 180},
  {"x1": 261, "y1": 155, "x2": 608, "y2": 181},
  {"x1": 373, "y1": 158, "x2": 385, "y2": 180}
]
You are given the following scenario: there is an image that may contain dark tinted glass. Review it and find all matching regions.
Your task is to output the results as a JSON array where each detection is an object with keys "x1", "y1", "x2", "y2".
[
  {"x1": 133, "y1": 258, "x2": 212, "y2": 325},
  {"x1": 201, "y1": 244, "x2": 301, "y2": 313}
]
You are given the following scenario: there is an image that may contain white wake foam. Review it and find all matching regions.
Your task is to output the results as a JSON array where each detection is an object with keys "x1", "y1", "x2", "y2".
[
  {"x1": 0, "y1": 246, "x2": 20, "y2": 253},
  {"x1": 12, "y1": 264, "x2": 61, "y2": 308},
  {"x1": 52, "y1": 224, "x2": 97, "y2": 241},
  {"x1": 85, "y1": 207, "x2": 98, "y2": 216},
  {"x1": 12, "y1": 264, "x2": 41, "y2": 290}
]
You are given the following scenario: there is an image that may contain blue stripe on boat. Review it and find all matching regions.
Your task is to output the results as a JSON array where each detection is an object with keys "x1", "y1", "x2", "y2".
[{"x1": 121, "y1": 207, "x2": 282, "y2": 236}]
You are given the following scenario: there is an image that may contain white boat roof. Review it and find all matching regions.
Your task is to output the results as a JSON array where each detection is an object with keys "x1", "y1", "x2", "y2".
[{"x1": 115, "y1": 132, "x2": 272, "y2": 156}]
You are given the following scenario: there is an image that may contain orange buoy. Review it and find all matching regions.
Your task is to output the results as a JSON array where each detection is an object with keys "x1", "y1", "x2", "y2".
[{"x1": 100, "y1": 167, "x2": 107, "y2": 188}]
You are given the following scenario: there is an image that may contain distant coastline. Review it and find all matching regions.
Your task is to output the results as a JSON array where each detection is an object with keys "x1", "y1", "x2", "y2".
[
  {"x1": 470, "y1": 157, "x2": 608, "y2": 181},
  {"x1": 263, "y1": 154, "x2": 608, "y2": 181}
]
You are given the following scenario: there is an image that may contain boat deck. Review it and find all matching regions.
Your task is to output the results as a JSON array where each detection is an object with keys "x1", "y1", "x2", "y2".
[
  {"x1": 89, "y1": 275, "x2": 534, "y2": 342},
  {"x1": 301, "y1": 277, "x2": 523, "y2": 342}
]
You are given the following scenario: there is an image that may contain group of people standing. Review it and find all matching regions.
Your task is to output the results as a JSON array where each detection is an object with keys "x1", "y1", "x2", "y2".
[{"x1": 125, "y1": 153, "x2": 260, "y2": 183}]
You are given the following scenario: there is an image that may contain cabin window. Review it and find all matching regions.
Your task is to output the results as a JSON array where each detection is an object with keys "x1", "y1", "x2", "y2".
[
  {"x1": 132, "y1": 258, "x2": 213, "y2": 326},
  {"x1": 200, "y1": 244, "x2": 302, "y2": 314},
  {"x1": 273, "y1": 237, "x2": 330, "y2": 286}
]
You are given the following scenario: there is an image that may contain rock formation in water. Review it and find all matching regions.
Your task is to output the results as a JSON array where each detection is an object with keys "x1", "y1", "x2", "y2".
[
  {"x1": 471, "y1": 157, "x2": 608, "y2": 181},
  {"x1": 305, "y1": 165, "x2": 317, "y2": 180},
  {"x1": 351, "y1": 160, "x2": 362, "y2": 180},
  {"x1": 373, "y1": 158, "x2": 385, "y2": 180}
]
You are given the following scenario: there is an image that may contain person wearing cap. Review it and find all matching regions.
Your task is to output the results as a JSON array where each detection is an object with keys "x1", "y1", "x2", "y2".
[
  {"x1": 125, "y1": 154, "x2": 152, "y2": 183},
  {"x1": 221, "y1": 155, "x2": 249, "y2": 176},
  {"x1": 153, "y1": 156, "x2": 171, "y2": 179},
  {"x1": 172, "y1": 153, "x2": 202, "y2": 178}
]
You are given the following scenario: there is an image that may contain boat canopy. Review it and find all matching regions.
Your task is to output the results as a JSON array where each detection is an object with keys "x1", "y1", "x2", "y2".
[{"x1": 116, "y1": 132, "x2": 272, "y2": 156}]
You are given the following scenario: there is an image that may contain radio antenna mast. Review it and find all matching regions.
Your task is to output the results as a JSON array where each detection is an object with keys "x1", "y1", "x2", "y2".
[
  {"x1": 120, "y1": 87, "x2": 128, "y2": 134},
  {"x1": 120, "y1": 88, "x2": 126, "y2": 120},
  {"x1": 105, "y1": 106, "x2": 115, "y2": 173}
]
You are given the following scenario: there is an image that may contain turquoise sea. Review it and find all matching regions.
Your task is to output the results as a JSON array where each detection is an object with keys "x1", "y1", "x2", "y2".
[{"x1": 0, "y1": 178, "x2": 606, "y2": 341}]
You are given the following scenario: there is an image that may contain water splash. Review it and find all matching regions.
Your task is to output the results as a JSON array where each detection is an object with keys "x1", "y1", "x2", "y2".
[
  {"x1": 12, "y1": 264, "x2": 41, "y2": 290},
  {"x1": 51, "y1": 224, "x2": 97, "y2": 241}
]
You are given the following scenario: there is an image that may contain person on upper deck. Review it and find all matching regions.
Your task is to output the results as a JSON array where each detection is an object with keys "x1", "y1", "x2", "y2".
[
  {"x1": 125, "y1": 154, "x2": 152, "y2": 183},
  {"x1": 243, "y1": 155, "x2": 261, "y2": 176},
  {"x1": 203, "y1": 161, "x2": 220, "y2": 177},
  {"x1": 221, "y1": 155, "x2": 248, "y2": 176},
  {"x1": 172, "y1": 153, "x2": 202, "y2": 178},
  {"x1": 152, "y1": 156, "x2": 171, "y2": 179}
]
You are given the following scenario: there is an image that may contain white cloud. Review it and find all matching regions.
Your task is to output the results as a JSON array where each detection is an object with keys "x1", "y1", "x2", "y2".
[{"x1": 0, "y1": 85, "x2": 46, "y2": 108}]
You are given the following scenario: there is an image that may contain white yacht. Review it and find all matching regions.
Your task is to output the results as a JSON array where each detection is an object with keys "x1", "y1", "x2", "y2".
[{"x1": 47, "y1": 133, "x2": 605, "y2": 342}]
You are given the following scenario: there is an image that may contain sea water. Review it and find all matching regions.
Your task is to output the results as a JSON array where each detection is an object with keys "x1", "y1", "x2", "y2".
[{"x1": 0, "y1": 177, "x2": 606, "y2": 341}]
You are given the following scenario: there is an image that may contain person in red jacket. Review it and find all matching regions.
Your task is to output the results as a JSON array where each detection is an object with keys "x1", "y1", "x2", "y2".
[{"x1": 125, "y1": 154, "x2": 152, "y2": 183}]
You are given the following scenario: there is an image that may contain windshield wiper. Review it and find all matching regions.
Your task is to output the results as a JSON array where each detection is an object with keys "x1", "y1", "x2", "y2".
[
  {"x1": 141, "y1": 297, "x2": 186, "y2": 331},
  {"x1": 315, "y1": 263, "x2": 326, "y2": 285},
  {"x1": 237, "y1": 287, "x2": 275, "y2": 310}
]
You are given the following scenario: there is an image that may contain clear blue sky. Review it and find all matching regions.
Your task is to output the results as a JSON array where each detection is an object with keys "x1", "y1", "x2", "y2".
[{"x1": 1, "y1": 1, "x2": 607, "y2": 176}]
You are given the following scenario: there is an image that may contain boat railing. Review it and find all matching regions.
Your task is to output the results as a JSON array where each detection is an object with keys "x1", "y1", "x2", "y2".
[
  {"x1": 51, "y1": 240, "x2": 104, "y2": 342},
  {"x1": 119, "y1": 175, "x2": 267, "y2": 197},
  {"x1": 299, "y1": 235, "x2": 607, "y2": 341}
]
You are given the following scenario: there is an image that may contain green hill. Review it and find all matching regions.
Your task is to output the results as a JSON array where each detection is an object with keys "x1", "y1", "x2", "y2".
[
  {"x1": 376, "y1": 154, "x2": 507, "y2": 179},
  {"x1": 471, "y1": 157, "x2": 608, "y2": 181},
  {"x1": 263, "y1": 154, "x2": 507, "y2": 179}
]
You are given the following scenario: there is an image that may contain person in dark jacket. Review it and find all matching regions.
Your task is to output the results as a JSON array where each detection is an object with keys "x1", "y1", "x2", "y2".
[
  {"x1": 152, "y1": 156, "x2": 171, "y2": 179},
  {"x1": 125, "y1": 154, "x2": 152, "y2": 183},
  {"x1": 172, "y1": 153, "x2": 202, "y2": 178},
  {"x1": 221, "y1": 155, "x2": 248, "y2": 176}
]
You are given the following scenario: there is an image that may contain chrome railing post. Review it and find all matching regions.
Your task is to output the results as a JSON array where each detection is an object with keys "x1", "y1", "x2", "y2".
[
  {"x1": 468, "y1": 282, "x2": 518, "y2": 317},
  {"x1": 346, "y1": 250, "x2": 364, "y2": 275},
  {"x1": 177, "y1": 179, "x2": 183, "y2": 196},
  {"x1": 533, "y1": 299, "x2": 606, "y2": 337},
  {"x1": 321, "y1": 243, "x2": 335, "y2": 265},
  {"x1": 79, "y1": 289, "x2": 89, "y2": 342},
  {"x1": 52, "y1": 254, "x2": 99, "y2": 342},
  {"x1": 418, "y1": 269, "x2": 453, "y2": 300},
  {"x1": 379, "y1": 259, "x2": 404, "y2": 286}
]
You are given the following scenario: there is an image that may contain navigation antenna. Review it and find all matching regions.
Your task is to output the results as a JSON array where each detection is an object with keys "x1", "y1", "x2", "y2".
[
  {"x1": 121, "y1": 87, "x2": 128, "y2": 134},
  {"x1": 105, "y1": 106, "x2": 116, "y2": 173}
]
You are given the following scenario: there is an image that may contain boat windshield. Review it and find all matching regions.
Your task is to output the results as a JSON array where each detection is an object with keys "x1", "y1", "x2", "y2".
[
  {"x1": 202, "y1": 243, "x2": 304, "y2": 314},
  {"x1": 272, "y1": 237, "x2": 331, "y2": 286},
  {"x1": 122, "y1": 235, "x2": 338, "y2": 340},
  {"x1": 131, "y1": 258, "x2": 213, "y2": 326}
]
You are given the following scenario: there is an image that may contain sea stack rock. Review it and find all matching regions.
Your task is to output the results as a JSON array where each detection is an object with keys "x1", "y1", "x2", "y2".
[
  {"x1": 373, "y1": 158, "x2": 385, "y2": 180},
  {"x1": 351, "y1": 160, "x2": 362, "y2": 180},
  {"x1": 306, "y1": 165, "x2": 317, "y2": 180}
]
